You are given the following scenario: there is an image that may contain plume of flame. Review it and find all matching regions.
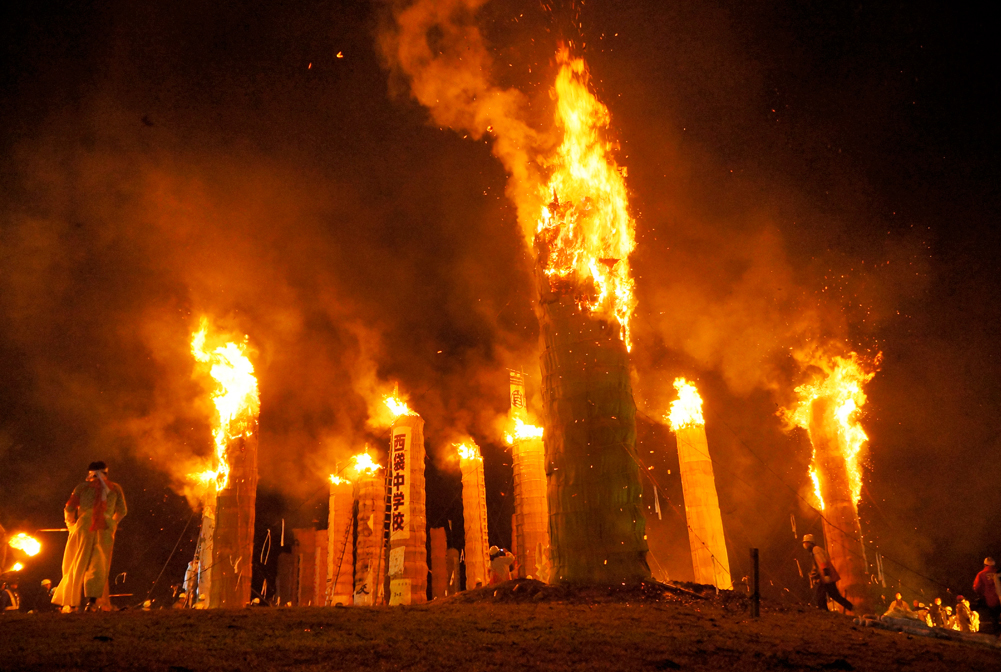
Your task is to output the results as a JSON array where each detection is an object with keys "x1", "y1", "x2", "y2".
[
  {"x1": 10, "y1": 562, "x2": 24, "y2": 572},
  {"x1": 808, "y1": 467, "x2": 826, "y2": 511},
  {"x1": 504, "y1": 418, "x2": 544, "y2": 445},
  {"x1": 456, "y1": 441, "x2": 481, "y2": 461},
  {"x1": 190, "y1": 318, "x2": 260, "y2": 492},
  {"x1": 534, "y1": 47, "x2": 637, "y2": 349},
  {"x1": 7, "y1": 533, "x2": 41, "y2": 557},
  {"x1": 383, "y1": 393, "x2": 417, "y2": 419},
  {"x1": 351, "y1": 451, "x2": 383, "y2": 476},
  {"x1": 329, "y1": 474, "x2": 349, "y2": 485},
  {"x1": 667, "y1": 378, "x2": 705, "y2": 431},
  {"x1": 785, "y1": 352, "x2": 879, "y2": 509}
]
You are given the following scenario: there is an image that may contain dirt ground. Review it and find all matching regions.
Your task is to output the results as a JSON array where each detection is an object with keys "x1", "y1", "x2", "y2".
[{"x1": 1, "y1": 584, "x2": 999, "y2": 671}]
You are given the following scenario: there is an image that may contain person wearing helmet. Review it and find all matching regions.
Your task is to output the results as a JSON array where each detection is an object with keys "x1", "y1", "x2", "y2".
[
  {"x1": 802, "y1": 534, "x2": 853, "y2": 613},
  {"x1": 34, "y1": 579, "x2": 56, "y2": 613},
  {"x1": 488, "y1": 546, "x2": 515, "y2": 585},
  {"x1": 973, "y1": 557, "x2": 1000, "y2": 634}
]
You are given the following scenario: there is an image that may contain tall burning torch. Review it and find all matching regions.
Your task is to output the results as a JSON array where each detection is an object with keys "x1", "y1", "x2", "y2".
[
  {"x1": 384, "y1": 391, "x2": 428, "y2": 605},
  {"x1": 189, "y1": 319, "x2": 260, "y2": 608},
  {"x1": 456, "y1": 441, "x2": 489, "y2": 589},
  {"x1": 786, "y1": 353, "x2": 878, "y2": 611},
  {"x1": 505, "y1": 370, "x2": 549, "y2": 581},
  {"x1": 534, "y1": 49, "x2": 649, "y2": 584},
  {"x1": 327, "y1": 469, "x2": 356, "y2": 606},
  {"x1": 351, "y1": 453, "x2": 384, "y2": 606},
  {"x1": 666, "y1": 378, "x2": 732, "y2": 589}
]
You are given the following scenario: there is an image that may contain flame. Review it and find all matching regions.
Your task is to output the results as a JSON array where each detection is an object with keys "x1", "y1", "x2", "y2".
[
  {"x1": 8, "y1": 533, "x2": 41, "y2": 557},
  {"x1": 809, "y1": 466, "x2": 826, "y2": 511},
  {"x1": 667, "y1": 378, "x2": 705, "y2": 430},
  {"x1": 189, "y1": 318, "x2": 260, "y2": 492},
  {"x1": 534, "y1": 47, "x2": 637, "y2": 349},
  {"x1": 351, "y1": 451, "x2": 383, "y2": 476},
  {"x1": 504, "y1": 418, "x2": 544, "y2": 445},
  {"x1": 456, "y1": 441, "x2": 481, "y2": 461},
  {"x1": 329, "y1": 474, "x2": 350, "y2": 485},
  {"x1": 383, "y1": 394, "x2": 416, "y2": 419},
  {"x1": 785, "y1": 352, "x2": 879, "y2": 508},
  {"x1": 10, "y1": 562, "x2": 24, "y2": 572}
]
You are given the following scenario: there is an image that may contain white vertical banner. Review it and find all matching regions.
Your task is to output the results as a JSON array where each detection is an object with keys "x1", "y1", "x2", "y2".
[
  {"x1": 390, "y1": 425, "x2": 411, "y2": 541},
  {"x1": 509, "y1": 370, "x2": 527, "y2": 415}
]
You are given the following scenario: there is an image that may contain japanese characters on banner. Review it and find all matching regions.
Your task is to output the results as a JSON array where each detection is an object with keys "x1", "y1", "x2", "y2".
[
  {"x1": 509, "y1": 370, "x2": 527, "y2": 416},
  {"x1": 390, "y1": 426, "x2": 411, "y2": 541}
]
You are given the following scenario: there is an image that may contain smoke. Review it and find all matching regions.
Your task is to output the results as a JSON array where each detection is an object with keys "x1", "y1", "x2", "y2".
[{"x1": 1, "y1": 0, "x2": 990, "y2": 598}]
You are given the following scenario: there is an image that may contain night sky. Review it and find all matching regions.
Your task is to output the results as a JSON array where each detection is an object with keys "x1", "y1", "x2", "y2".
[{"x1": 1, "y1": 1, "x2": 996, "y2": 607}]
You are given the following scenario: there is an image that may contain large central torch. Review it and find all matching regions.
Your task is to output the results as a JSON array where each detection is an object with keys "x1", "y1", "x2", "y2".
[{"x1": 534, "y1": 49, "x2": 649, "y2": 585}]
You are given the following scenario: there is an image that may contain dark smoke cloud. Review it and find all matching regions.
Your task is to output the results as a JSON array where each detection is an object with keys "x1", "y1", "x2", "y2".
[{"x1": 1, "y1": 0, "x2": 997, "y2": 601}]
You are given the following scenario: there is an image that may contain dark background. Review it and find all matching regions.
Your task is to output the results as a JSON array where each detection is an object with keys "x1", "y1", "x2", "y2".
[{"x1": 1, "y1": 1, "x2": 996, "y2": 608}]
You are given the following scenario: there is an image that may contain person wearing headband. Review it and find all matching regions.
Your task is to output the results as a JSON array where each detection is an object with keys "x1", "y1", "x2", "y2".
[{"x1": 52, "y1": 461, "x2": 127, "y2": 612}]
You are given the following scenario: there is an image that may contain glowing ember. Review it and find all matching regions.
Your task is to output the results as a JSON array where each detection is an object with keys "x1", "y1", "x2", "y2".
[
  {"x1": 190, "y1": 318, "x2": 260, "y2": 492},
  {"x1": 456, "y1": 441, "x2": 481, "y2": 461},
  {"x1": 350, "y1": 451, "x2": 382, "y2": 476},
  {"x1": 667, "y1": 378, "x2": 705, "y2": 431},
  {"x1": 785, "y1": 352, "x2": 879, "y2": 508},
  {"x1": 504, "y1": 418, "x2": 544, "y2": 445},
  {"x1": 10, "y1": 562, "x2": 24, "y2": 572},
  {"x1": 534, "y1": 47, "x2": 637, "y2": 350},
  {"x1": 7, "y1": 533, "x2": 41, "y2": 557}
]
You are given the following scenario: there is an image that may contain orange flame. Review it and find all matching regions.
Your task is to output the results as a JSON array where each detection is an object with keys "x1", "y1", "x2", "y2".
[
  {"x1": 7, "y1": 533, "x2": 41, "y2": 557},
  {"x1": 456, "y1": 441, "x2": 481, "y2": 461},
  {"x1": 504, "y1": 418, "x2": 544, "y2": 445},
  {"x1": 667, "y1": 378, "x2": 705, "y2": 431},
  {"x1": 785, "y1": 352, "x2": 879, "y2": 509},
  {"x1": 329, "y1": 474, "x2": 350, "y2": 486},
  {"x1": 383, "y1": 392, "x2": 417, "y2": 419},
  {"x1": 190, "y1": 318, "x2": 260, "y2": 492},
  {"x1": 534, "y1": 47, "x2": 637, "y2": 349},
  {"x1": 808, "y1": 466, "x2": 826, "y2": 511},
  {"x1": 350, "y1": 451, "x2": 383, "y2": 476},
  {"x1": 10, "y1": 562, "x2": 24, "y2": 572}
]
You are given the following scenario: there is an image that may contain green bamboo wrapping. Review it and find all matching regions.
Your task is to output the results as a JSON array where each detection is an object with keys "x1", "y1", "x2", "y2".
[{"x1": 539, "y1": 294, "x2": 650, "y2": 585}]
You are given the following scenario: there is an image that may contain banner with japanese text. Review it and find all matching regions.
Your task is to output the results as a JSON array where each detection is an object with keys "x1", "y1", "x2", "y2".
[
  {"x1": 390, "y1": 425, "x2": 411, "y2": 541},
  {"x1": 509, "y1": 370, "x2": 527, "y2": 415}
]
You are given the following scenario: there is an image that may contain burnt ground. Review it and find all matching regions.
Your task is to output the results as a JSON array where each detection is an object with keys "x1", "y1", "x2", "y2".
[{"x1": 1, "y1": 581, "x2": 998, "y2": 671}]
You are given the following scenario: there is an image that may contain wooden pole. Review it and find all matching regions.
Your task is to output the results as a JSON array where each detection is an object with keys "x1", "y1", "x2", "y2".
[{"x1": 751, "y1": 548, "x2": 760, "y2": 617}]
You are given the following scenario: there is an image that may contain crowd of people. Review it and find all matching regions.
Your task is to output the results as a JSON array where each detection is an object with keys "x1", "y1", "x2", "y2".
[{"x1": 880, "y1": 557, "x2": 1001, "y2": 634}]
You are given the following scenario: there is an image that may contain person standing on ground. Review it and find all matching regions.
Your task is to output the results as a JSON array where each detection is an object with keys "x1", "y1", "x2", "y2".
[
  {"x1": 52, "y1": 461, "x2": 127, "y2": 612},
  {"x1": 488, "y1": 546, "x2": 515, "y2": 584},
  {"x1": 973, "y1": 557, "x2": 1000, "y2": 635},
  {"x1": 802, "y1": 534, "x2": 854, "y2": 613},
  {"x1": 929, "y1": 597, "x2": 947, "y2": 627},
  {"x1": 955, "y1": 596, "x2": 975, "y2": 633}
]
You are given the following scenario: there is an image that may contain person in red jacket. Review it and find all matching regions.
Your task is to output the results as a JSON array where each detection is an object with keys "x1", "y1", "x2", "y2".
[{"x1": 973, "y1": 557, "x2": 1000, "y2": 635}]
